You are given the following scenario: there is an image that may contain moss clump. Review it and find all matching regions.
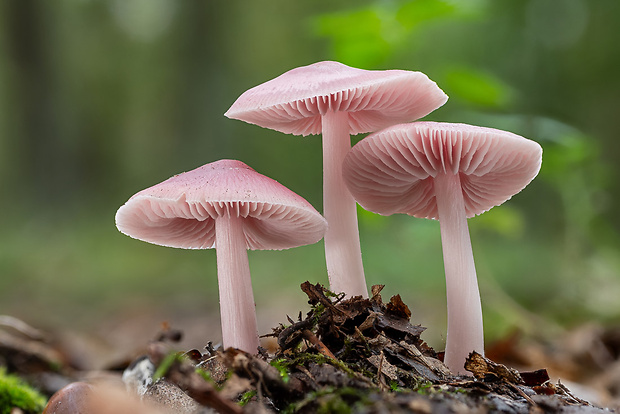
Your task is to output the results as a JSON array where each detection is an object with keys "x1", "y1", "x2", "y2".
[
  {"x1": 270, "y1": 358, "x2": 291, "y2": 384},
  {"x1": 286, "y1": 386, "x2": 371, "y2": 414},
  {"x1": 0, "y1": 367, "x2": 47, "y2": 414},
  {"x1": 238, "y1": 389, "x2": 257, "y2": 406}
]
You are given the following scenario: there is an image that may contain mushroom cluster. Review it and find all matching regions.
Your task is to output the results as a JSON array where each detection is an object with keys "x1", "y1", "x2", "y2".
[{"x1": 116, "y1": 61, "x2": 542, "y2": 375}]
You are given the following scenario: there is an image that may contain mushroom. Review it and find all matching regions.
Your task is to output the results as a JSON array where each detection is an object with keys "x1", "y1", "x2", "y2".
[
  {"x1": 43, "y1": 382, "x2": 94, "y2": 414},
  {"x1": 342, "y1": 122, "x2": 542, "y2": 374},
  {"x1": 115, "y1": 159, "x2": 327, "y2": 354},
  {"x1": 225, "y1": 61, "x2": 448, "y2": 298}
]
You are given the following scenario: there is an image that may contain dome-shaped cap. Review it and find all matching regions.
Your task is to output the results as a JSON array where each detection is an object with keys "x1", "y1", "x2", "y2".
[
  {"x1": 343, "y1": 122, "x2": 542, "y2": 219},
  {"x1": 116, "y1": 160, "x2": 327, "y2": 250},
  {"x1": 225, "y1": 61, "x2": 448, "y2": 136}
]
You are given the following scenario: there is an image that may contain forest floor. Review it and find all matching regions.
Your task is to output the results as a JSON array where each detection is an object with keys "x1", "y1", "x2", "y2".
[{"x1": 1, "y1": 283, "x2": 619, "y2": 413}]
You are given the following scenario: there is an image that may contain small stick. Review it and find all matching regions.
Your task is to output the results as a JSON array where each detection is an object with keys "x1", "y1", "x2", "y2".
[
  {"x1": 302, "y1": 329, "x2": 337, "y2": 360},
  {"x1": 508, "y1": 383, "x2": 537, "y2": 407},
  {"x1": 277, "y1": 318, "x2": 314, "y2": 350},
  {"x1": 377, "y1": 351, "x2": 389, "y2": 392}
]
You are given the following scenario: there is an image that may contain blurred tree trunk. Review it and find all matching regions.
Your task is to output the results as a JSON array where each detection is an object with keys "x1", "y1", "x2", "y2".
[
  {"x1": 4, "y1": 0, "x2": 63, "y2": 206},
  {"x1": 174, "y1": 1, "x2": 232, "y2": 160}
]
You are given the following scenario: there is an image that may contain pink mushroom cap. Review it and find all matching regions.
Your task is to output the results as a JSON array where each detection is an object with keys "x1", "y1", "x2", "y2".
[
  {"x1": 115, "y1": 159, "x2": 327, "y2": 250},
  {"x1": 224, "y1": 61, "x2": 448, "y2": 136},
  {"x1": 343, "y1": 122, "x2": 542, "y2": 219}
]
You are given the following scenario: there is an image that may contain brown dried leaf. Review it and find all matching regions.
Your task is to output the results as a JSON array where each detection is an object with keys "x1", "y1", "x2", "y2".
[
  {"x1": 386, "y1": 295, "x2": 411, "y2": 320},
  {"x1": 520, "y1": 369, "x2": 551, "y2": 387},
  {"x1": 367, "y1": 353, "x2": 399, "y2": 381},
  {"x1": 464, "y1": 351, "x2": 523, "y2": 384},
  {"x1": 300, "y1": 282, "x2": 349, "y2": 323},
  {"x1": 370, "y1": 285, "x2": 385, "y2": 306},
  {"x1": 374, "y1": 310, "x2": 425, "y2": 340}
]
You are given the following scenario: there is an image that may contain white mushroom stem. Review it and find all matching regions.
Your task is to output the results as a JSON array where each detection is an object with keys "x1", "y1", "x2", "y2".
[
  {"x1": 434, "y1": 171, "x2": 484, "y2": 375},
  {"x1": 215, "y1": 213, "x2": 259, "y2": 354},
  {"x1": 321, "y1": 110, "x2": 368, "y2": 298}
]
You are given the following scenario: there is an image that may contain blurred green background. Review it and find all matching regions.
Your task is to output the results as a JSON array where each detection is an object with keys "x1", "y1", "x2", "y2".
[{"x1": 1, "y1": 0, "x2": 619, "y2": 351}]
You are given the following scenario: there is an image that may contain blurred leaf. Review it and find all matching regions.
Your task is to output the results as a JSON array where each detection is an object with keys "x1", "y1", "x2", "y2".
[
  {"x1": 443, "y1": 67, "x2": 514, "y2": 108},
  {"x1": 312, "y1": 8, "x2": 392, "y2": 67},
  {"x1": 357, "y1": 204, "x2": 389, "y2": 231},
  {"x1": 540, "y1": 134, "x2": 597, "y2": 181},
  {"x1": 470, "y1": 206, "x2": 525, "y2": 239},
  {"x1": 396, "y1": 0, "x2": 456, "y2": 29}
]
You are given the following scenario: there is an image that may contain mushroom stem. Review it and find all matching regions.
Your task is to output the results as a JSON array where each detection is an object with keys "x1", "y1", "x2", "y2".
[
  {"x1": 321, "y1": 110, "x2": 368, "y2": 298},
  {"x1": 434, "y1": 172, "x2": 484, "y2": 375},
  {"x1": 215, "y1": 213, "x2": 259, "y2": 353}
]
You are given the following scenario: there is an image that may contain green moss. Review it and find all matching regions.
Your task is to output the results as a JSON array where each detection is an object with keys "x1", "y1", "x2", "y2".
[
  {"x1": 414, "y1": 380, "x2": 434, "y2": 395},
  {"x1": 286, "y1": 386, "x2": 371, "y2": 414},
  {"x1": 238, "y1": 390, "x2": 257, "y2": 406},
  {"x1": 413, "y1": 381, "x2": 466, "y2": 396},
  {"x1": 285, "y1": 352, "x2": 361, "y2": 378},
  {"x1": 270, "y1": 358, "x2": 291, "y2": 384},
  {"x1": 389, "y1": 380, "x2": 402, "y2": 392},
  {"x1": 311, "y1": 303, "x2": 326, "y2": 325},
  {"x1": 0, "y1": 367, "x2": 47, "y2": 414}
]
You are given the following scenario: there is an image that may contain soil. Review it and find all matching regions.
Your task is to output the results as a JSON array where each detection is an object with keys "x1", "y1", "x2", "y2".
[{"x1": 1, "y1": 283, "x2": 618, "y2": 413}]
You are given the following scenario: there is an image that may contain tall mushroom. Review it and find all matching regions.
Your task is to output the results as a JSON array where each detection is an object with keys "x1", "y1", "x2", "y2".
[
  {"x1": 115, "y1": 159, "x2": 327, "y2": 354},
  {"x1": 225, "y1": 61, "x2": 448, "y2": 298},
  {"x1": 342, "y1": 122, "x2": 542, "y2": 374}
]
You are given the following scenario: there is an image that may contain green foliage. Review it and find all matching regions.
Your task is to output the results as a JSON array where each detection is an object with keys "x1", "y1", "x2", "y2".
[
  {"x1": 312, "y1": 0, "x2": 483, "y2": 68},
  {"x1": 396, "y1": 0, "x2": 456, "y2": 29},
  {"x1": 152, "y1": 352, "x2": 181, "y2": 381},
  {"x1": 443, "y1": 67, "x2": 514, "y2": 108},
  {"x1": 0, "y1": 367, "x2": 47, "y2": 414},
  {"x1": 312, "y1": 7, "x2": 393, "y2": 67},
  {"x1": 470, "y1": 206, "x2": 525, "y2": 239}
]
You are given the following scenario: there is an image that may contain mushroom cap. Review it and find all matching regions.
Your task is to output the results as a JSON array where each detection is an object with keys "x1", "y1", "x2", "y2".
[
  {"x1": 225, "y1": 61, "x2": 448, "y2": 136},
  {"x1": 343, "y1": 122, "x2": 542, "y2": 219},
  {"x1": 115, "y1": 160, "x2": 327, "y2": 250}
]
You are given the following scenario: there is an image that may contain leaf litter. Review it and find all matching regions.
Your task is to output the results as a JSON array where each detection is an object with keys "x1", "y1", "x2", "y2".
[
  {"x1": 1, "y1": 283, "x2": 617, "y2": 413},
  {"x1": 150, "y1": 283, "x2": 611, "y2": 413}
]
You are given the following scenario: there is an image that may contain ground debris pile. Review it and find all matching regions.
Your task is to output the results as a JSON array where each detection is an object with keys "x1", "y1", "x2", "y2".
[
  {"x1": 151, "y1": 283, "x2": 608, "y2": 413},
  {"x1": 1, "y1": 284, "x2": 614, "y2": 413}
]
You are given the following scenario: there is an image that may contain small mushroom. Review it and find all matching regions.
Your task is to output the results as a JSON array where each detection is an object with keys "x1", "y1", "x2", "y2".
[
  {"x1": 44, "y1": 382, "x2": 170, "y2": 414},
  {"x1": 115, "y1": 159, "x2": 327, "y2": 354},
  {"x1": 43, "y1": 382, "x2": 94, "y2": 414},
  {"x1": 342, "y1": 122, "x2": 542, "y2": 374},
  {"x1": 225, "y1": 61, "x2": 448, "y2": 298}
]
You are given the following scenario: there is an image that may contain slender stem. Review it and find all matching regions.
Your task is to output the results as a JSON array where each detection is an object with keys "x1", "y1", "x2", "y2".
[
  {"x1": 434, "y1": 172, "x2": 484, "y2": 375},
  {"x1": 215, "y1": 214, "x2": 259, "y2": 354},
  {"x1": 321, "y1": 110, "x2": 368, "y2": 298}
]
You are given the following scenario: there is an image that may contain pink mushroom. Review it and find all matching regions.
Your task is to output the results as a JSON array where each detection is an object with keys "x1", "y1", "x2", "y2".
[
  {"x1": 225, "y1": 61, "x2": 448, "y2": 298},
  {"x1": 115, "y1": 160, "x2": 327, "y2": 354},
  {"x1": 342, "y1": 122, "x2": 542, "y2": 374}
]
